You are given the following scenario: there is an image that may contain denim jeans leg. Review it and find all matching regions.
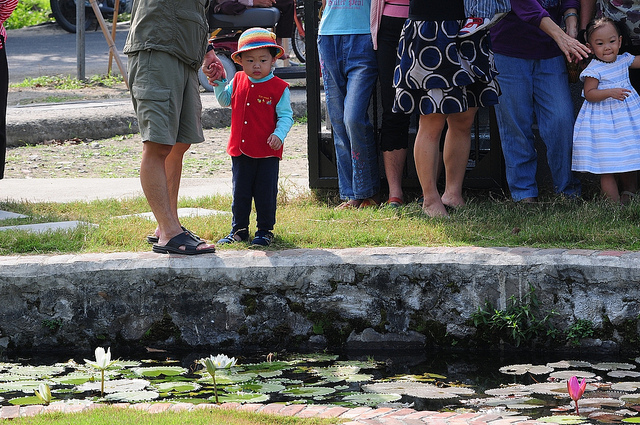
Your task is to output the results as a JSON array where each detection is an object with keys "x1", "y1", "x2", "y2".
[
  {"x1": 532, "y1": 56, "x2": 581, "y2": 197},
  {"x1": 231, "y1": 155, "x2": 256, "y2": 232},
  {"x1": 318, "y1": 34, "x2": 379, "y2": 200},
  {"x1": 494, "y1": 54, "x2": 539, "y2": 201}
]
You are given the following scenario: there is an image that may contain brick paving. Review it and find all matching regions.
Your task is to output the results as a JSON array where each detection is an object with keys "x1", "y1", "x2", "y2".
[{"x1": 0, "y1": 401, "x2": 551, "y2": 424}]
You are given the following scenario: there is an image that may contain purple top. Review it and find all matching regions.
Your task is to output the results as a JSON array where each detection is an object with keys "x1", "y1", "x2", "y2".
[{"x1": 490, "y1": 0, "x2": 578, "y2": 60}]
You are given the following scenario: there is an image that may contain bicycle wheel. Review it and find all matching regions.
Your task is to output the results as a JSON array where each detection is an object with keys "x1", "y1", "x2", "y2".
[
  {"x1": 291, "y1": 22, "x2": 305, "y2": 63},
  {"x1": 50, "y1": 0, "x2": 95, "y2": 33}
]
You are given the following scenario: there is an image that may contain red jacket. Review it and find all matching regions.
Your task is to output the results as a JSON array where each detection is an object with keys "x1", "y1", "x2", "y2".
[{"x1": 228, "y1": 72, "x2": 289, "y2": 159}]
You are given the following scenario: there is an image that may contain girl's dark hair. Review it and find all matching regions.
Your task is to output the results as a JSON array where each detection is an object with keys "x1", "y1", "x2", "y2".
[{"x1": 585, "y1": 17, "x2": 621, "y2": 44}]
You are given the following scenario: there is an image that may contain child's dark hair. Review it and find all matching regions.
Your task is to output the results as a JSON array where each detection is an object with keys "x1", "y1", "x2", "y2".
[
  {"x1": 585, "y1": 17, "x2": 621, "y2": 44},
  {"x1": 236, "y1": 46, "x2": 280, "y2": 59}
]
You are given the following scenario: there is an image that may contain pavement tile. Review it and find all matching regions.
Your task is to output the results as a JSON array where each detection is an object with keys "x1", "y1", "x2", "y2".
[
  {"x1": 129, "y1": 403, "x2": 151, "y2": 411},
  {"x1": 340, "y1": 406, "x2": 374, "y2": 419},
  {"x1": 147, "y1": 403, "x2": 173, "y2": 413},
  {"x1": 295, "y1": 405, "x2": 330, "y2": 418},
  {"x1": 260, "y1": 403, "x2": 287, "y2": 414},
  {"x1": 19, "y1": 405, "x2": 44, "y2": 417},
  {"x1": 431, "y1": 412, "x2": 459, "y2": 418},
  {"x1": 404, "y1": 410, "x2": 440, "y2": 419},
  {"x1": 169, "y1": 402, "x2": 194, "y2": 412},
  {"x1": 359, "y1": 407, "x2": 394, "y2": 419},
  {"x1": 236, "y1": 403, "x2": 263, "y2": 413},
  {"x1": 63, "y1": 405, "x2": 87, "y2": 414},
  {"x1": 401, "y1": 419, "x2": 430, "y2": 425},
  {"x1": 374, "y1": 418, "x2": 405, "y2": 425},
  {"x1": 192, "y1": 403, "x2": 219, "y2": 410},
  {"x1": 317, "y1": 406, "x2": 350, "y2": 418},
  {"x1": 382, "y1": 408, "x2": 417, "y2": 417},
  {"x1": 219, "y1": 402, "x2": 241, "y2": 410},
  {"x1": 43, "y1": 404, "x2": 65, "y2": 413},
  {"x1": 0, "y1": 406, "x2": 20, "y2": 419},
  {"x1": 278, "y1": 404, "x2": 307, "y2": 416}
]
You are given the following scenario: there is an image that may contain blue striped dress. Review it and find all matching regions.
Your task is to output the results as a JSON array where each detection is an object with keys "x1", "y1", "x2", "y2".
[{"x1": 572, "y1": 53, "x2": 640, "y2": 174}]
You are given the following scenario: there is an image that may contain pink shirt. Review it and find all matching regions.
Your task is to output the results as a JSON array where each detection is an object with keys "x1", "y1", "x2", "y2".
[
  {"x1": 0, "y1": 0, "x2": 19, "y2": 46},
  {"x1": 370, "y1": 0, "x2": 409, "y2": 50},
  {"x1": 382, "y1": 0, "x2": 409, "y2": 18}
]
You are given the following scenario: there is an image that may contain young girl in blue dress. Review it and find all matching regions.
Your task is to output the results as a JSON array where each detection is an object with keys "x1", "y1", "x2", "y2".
[{"x1": 572, "y1": 17, "x2": 640, "y2": 204}]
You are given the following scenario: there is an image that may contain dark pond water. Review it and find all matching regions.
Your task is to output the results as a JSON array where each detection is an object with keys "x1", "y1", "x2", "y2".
[{"x1": 2, "y1": 349, "x2": 640, "y2": 423}]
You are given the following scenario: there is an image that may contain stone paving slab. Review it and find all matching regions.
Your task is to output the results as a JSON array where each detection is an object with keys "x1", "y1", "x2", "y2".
[
  {"x1": 0, "y1": 402, "x2": 552, "y2": 424},
  {"x1": 0, "y1": 220, "x2": 96, "y2": 233},
  {"x1": 0, "y1": 210, "x2": 27, "y2": 220}
]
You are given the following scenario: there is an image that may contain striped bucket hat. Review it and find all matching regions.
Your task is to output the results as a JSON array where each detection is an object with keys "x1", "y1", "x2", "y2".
[{"x1": 231, "y1": 27, "x2": 285, "y2": 64}]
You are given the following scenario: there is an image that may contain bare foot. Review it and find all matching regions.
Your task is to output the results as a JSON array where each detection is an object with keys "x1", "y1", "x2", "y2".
[
  {"x1": 441, "y1": 193, "x2": 465, "y2": 208},
  {"x1": 422, "y1": 198, "x2": 449, "y2": 218}
]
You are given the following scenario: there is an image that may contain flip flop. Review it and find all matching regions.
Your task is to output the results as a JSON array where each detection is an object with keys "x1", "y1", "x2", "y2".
[
  {"x1": 384, "y1": 197, "x2": 404, "y2": 208},
  {"x1": 146, "y1": 226, "x2": 202, "y2": 244},
  {"x1": 152, "y1": 231, "x2": 216, "y2": 255}
]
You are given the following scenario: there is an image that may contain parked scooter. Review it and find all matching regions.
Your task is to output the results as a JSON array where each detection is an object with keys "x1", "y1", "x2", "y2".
[
  {"x1": 50, "y1": 0, "x2": 129, "y2": 33},
  {"x1": 199, "y1": 2, "x2": 307, "y2": 91}
]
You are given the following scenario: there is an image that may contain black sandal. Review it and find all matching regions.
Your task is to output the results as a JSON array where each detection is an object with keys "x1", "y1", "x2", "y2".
[
  {"x1": 146, "y1": 226, "x2": 203, "y2": 244},
  {"x1": 152, "y1": 232, "x2": 216, "y2": 255}
]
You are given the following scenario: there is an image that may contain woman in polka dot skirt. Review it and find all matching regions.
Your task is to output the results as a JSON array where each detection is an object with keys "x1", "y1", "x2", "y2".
[{"x1": 393, "y1": 0, "x2": 500, "y2": 217}]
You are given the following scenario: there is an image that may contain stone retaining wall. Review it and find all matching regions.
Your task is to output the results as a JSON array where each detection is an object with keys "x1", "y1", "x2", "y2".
[{"x1": 0, "y1": 246, "x2": 639, "y2": 356}]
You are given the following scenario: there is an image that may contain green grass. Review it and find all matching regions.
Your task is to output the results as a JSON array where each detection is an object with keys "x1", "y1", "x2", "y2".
[
  {"x1": 7, "y1": 406, "x2": 345, "y2": 425},
  {"x1": 2, "y1": 190, "x2": 640, "y2": 255},
  {"x1": 5, "y1": 0, "x2": 52, "y2": 30},
  {"x1": 12, "y1": 74, "x2": 125, "y2": 90}
]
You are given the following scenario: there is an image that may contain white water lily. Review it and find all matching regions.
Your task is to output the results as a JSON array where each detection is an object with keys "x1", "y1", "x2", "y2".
[
  {"x1": 34, "y1": 383, "x2": 51, "y2": 405},
  {"x1": 199, "y1": 354, "x2": 237, "y2": 404},
  {"x1": 84, "y1": 347, "x2": 118, "y2": 396}
]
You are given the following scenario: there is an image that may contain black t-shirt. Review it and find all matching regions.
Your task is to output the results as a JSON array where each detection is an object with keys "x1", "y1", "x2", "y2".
[{"x1": 409, "y1": 0, "x2": 464, "y2": 21}]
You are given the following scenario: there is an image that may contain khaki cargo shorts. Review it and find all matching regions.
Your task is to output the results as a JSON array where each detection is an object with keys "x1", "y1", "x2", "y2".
[{"x1": 128, "y1": 49, "x2": 204, "y2": 145}]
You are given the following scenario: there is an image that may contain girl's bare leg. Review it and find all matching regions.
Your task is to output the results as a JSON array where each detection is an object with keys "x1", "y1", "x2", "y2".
[
  {"x1": 441, "y1": 107, "x2": 478, "y2": 208},
  {"x1": 601, "y1": 173, "x2": 620, "y2": 203},
  {"x1": 415, "y1": 113, "x2": 448, "y2": 217}
]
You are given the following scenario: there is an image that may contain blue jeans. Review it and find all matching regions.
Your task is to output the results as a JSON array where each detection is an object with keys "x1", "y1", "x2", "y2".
[
  {"x1": 493, "y1": 53, "x2": 581, "y2": 201},
  {"x1": 318, "y1": 34, "x2": 380, "y2": 200}
]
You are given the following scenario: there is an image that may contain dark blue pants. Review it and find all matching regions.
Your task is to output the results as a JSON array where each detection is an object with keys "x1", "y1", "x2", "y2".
[{"x1": 231, "y1": 155, "x2": 279, "y2": 233}]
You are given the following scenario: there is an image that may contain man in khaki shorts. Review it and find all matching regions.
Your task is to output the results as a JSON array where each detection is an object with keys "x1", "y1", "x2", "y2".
[{"x1": 124, "y1": 0, "x2": 224, "y2": 255}]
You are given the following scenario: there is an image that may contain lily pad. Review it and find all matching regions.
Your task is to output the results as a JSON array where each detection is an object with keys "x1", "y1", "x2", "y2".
[
  {"x1": 537, "y1": 415, "x2": 588, "y2": 424},
  {"x1": 612, "y1": 382, "x2": 640, "y2": 392},
  {"x1": 224, "y1": 382, "x2": 285, "y2": 394},
  {"x1": 154, "y1": 381, "x2": 201, "y2": 393},
  {"x1": 465, "y1": 396, "x2": 545, "y2": 409},
  {"x1": 485, "y1": 385, "x2": 531, "y2": 397},
  {"x1": 8, "y1": 395, "x2": 47, "y2": 405},
  {"x1": 547, "y1": 361, "x2": 593, "y2": 369},
  {"x1": 198, "y1": 370, "x2": 256, "y2": 385},
  {"x1": 609, "y1": 371, "x2": 640, "y2": 379},
  {"x1": 131, "y1": 366, "x2": 188, "y2": 377},
  {"x1": 549, "y1": 370, "x2": 596, "y2": 380},
  {"x1": 8, "y1": 365, "x2": 65, "y2": 377},
  {"x1": 76, "y1": 378, "x2": 150, "y2": 394},
  {"x1": 105, "y1": 390, "x2": 160, "y2": 402},
  {"x1": 282, "y1": 386, "x2": 336, "y2": 398},
  {"x1": 51, "y1": 372, "x2": 95, "y2": 385},
  {"x1": 214, "y1": 392, "x2": 270, "y2": 403},
  {"x1": 342, "y1": 393, "x2": 402, "y2": 406},
  {"x1": 620, "y1": 394, "x2": 640, "y2": 403},
  {"x1": 622, "y1": 418, "x2": 640, "y2": 423},
  {"x1": 592, "y1": 363, "x2": 636, "y2": 371},
  {"x1": 525, "y1": 382, "x2": 572, "y2": 396},
  {"x1": 499, "y1": 364, "x2": 554, "y2": 375},
  {"x1": 0, "y1": 380, "x2": 45, "y2": 392},
  {"x1": 363, "y1": 382, "x2": 474, "y2": 399},
  {"x1": 575, "y1": 397, "x2": 625, "y2": 408}
]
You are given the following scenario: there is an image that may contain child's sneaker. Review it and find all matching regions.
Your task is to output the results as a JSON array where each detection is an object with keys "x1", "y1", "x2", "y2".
[
  {"x1": 458, "y1": 13, "x2": 508, "y2": 38},
  {"x1": 217, "y1": 228, "x2": 249, "y2": 245},
  {"x1": 251, "y1": 230, "x2": 274, "y2": 246}
]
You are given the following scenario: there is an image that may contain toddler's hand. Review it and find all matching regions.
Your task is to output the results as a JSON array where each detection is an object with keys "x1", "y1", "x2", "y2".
[
  {"x1": 267, "y1": 134, "x2": 283, "y2": 150},
  {"x1": 611, "y1": 88, "x2": 631, "y2": 101}
]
